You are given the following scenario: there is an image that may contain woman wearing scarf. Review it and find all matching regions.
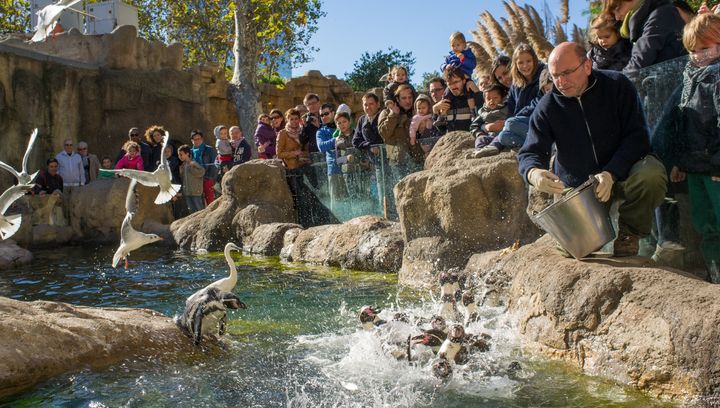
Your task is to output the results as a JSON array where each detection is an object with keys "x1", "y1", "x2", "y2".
[
  {"x1": 276, "y1": 108, "x2": 310, "y2": 170},
  {"x1": 605, "y1": 0, "x2": 686, "y2": 72}
]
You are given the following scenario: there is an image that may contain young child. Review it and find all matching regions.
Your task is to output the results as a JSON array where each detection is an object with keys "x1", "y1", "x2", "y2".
[
  {"x1": 474, "y1": 43, "x2": 544, "y2": 158},
  {"x1": 115, "y1": 141, "x2": 144, "y2": 170},
  {"x1": 538, "y1": 68, "x2": 553, "y2": 95},
  {"x1": 674, "y1": 13, "x2": 720, "y2": 278},
  {"x1": 409, "y1": 94, "x2": 435, "y2": 147},
  {"x1": 467, "y1": 85, "x2": 509, "y2": 158},
  {"x1": 588, "y1": 13, "x2": 631, "y2": 71},
  {"x1": 213, "y1": 125, "x2": 233, "y2": 174},
  {"x1": 383, "y1": 65, "x2": 416, "y2": 108},
  {"x1": 97, "y1": 156, "x2": 115, "y2": 179},
  {"x1": 177, "y1": 144, "x2": 206, "y2": 214},
  {"x1": 441, "y1": 32, "x2": 480, "y2": 112}
]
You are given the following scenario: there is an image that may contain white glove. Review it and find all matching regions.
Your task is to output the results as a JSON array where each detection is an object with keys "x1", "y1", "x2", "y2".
[
  {"x1": 528, "y1": 168, "x2": 565, "y2": 195},
  {"x1": 594, "y1": 171, "x2": 614, "y2": 202}
]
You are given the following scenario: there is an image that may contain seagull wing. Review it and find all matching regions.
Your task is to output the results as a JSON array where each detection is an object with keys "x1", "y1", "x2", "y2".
[
  {"x1": 124, "y1": 179, "x2": 139, "y2": 214},
  {"x1": 105, "y1": 169, "x2": 159, "y2": 187},
  {"x1": 160, "y1": 132, "x2": 170, "y2": 167},
  {"x1": 0, "y1": 161, "x2": 20, "y2": 180},
  {"x1": 0, "y1": 184, "x2": 32, "y2": 215},
  {"x1": 21, "y1": 129, "x2": 39, "y2": 177}
]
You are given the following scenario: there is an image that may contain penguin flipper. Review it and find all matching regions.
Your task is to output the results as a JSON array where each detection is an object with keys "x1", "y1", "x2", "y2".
[{"x1": 192, "y1": 304, "x2": 205, "y2": 345}]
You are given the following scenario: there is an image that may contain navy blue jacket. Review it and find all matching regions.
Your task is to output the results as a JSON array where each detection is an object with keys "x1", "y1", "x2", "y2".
[
  {"x1": 518, "y1": 69, "x2": 651, "y2": 188},
  {"x1": 352, "y1": 114, "x2": 383, "y2": 149},
  {"x1": 506, "y1": 63, "x2": 546, "y2": 118}
]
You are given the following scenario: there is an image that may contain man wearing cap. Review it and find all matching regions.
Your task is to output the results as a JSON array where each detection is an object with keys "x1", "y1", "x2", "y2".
[{"x1": 517, "y1": 42, "x2": 667, "y2": 257}]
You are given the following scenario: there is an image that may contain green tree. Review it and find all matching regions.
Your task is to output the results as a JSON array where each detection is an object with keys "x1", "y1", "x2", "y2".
[
  {"x1": 417, "y1": 71, "x2": 442, "y2": 94},
  {"x1": 0, "y1": 0, "x2": 30, "y2": 34},
  {"x1": 344, "y1": 48, "x2": 416, "y2": 92}
]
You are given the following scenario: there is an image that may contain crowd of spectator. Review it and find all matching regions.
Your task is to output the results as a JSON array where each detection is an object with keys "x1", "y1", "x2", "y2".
[{"x1": 24, "y1": 0, "x2": 720, "y2": 278}]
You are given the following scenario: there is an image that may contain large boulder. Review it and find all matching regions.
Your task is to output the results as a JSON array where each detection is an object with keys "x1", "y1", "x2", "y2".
[
  {"x1": 464, "y1": 235, "x2": 720, "y2": 401},
  {"x1": 0, "y1": 296, "x2": 192, "y2": 398},
  {"x1": 0, "y1": 240, "x2": 32, "y2": 270},
  {"x1": 171, "y1": 160, "x2": 295, "y2": 251},
  {"x1": 67, "y1": 178, "x2": 174, "y2": 243},
  {"x1": 244, "y1": 222, "x2": 302, "y2": 255},
  {"x1": 395, "y1": 131, "x2": 540, "y2": 279},
  {"x1": 282, "y1": 215, "x2": 403, "y2": 272}
]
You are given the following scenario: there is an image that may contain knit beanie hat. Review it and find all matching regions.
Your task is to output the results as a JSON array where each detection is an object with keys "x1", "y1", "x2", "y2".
[
  {"x1": 213, "y1": 125, "x2": 227, "y2": 139},
  {"x1": 337, "y1": 103, "x2": 352, "y2": 116}
]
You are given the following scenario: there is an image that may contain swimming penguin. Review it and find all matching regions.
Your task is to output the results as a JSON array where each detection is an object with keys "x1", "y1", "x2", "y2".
[
  {"x1": 176, "y1": 286, "x2": 246, "y2": 345},
  {"x1": 438, "y1": 324, "x2": 467, "y2": 364},
  {"x1": 410, "y1": 315, "x2": 448, "y2": 353},
  {"x1": 437, "y1": 272, "x2": 462, "y2": 321},
  {"x1": 461, "y1": 290, "x2": 480, "y2": 326},
  {"x1": 359, "y1": 305, "x2": 386, "y2": 330}
]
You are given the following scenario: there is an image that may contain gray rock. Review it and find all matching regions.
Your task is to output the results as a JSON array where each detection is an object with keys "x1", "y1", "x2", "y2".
[
  {"x1": 244, "y1": 222, "x2": 302, "y2": 255},
  {"x1": 0, "y1": 240, "x2": 32, "y2": 269},
  {"x1": 0, "y1": 296, "x2": 193, "y2": 398}
]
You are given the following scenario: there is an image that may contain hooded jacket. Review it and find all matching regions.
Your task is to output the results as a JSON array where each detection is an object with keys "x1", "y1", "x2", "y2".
[
  {"x1": 624, "y1": 0, "x2": 686, "y2": 72},
  {"x1": 518, "y1": 69, "x2": 651, "y2": 188},
  {"x1": 677, "y1": 60, "x2": 720, "y2": 175},
  {"x1": 254, "y1": 121, "x2": 277, "y2": 159}
]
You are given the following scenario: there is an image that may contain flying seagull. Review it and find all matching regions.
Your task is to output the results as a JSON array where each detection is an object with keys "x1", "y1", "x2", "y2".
[
  {"x1": 0, "y1": 184, "x2": 33, "y2": 240},
  {"x1": 112, "y1": 179, "x2": 163, "y2": 269},
  {"x1": 0, "y1": 128, "x2": 40, "y2": 186}
]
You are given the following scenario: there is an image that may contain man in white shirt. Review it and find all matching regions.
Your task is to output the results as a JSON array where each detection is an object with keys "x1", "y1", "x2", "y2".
[{"x1": 55, "y1": 139, "x2": 85, "y2": 187}]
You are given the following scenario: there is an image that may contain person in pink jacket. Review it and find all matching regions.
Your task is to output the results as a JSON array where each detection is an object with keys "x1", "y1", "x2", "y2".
[{"x1": 115, "y1": 141, "x2": 145, "y2": 171}]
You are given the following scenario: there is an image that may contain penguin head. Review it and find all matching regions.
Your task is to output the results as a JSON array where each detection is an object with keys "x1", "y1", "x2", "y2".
[
  {"x1": 432, "y1": 357, "x2": 452, "y2": 378},
  {"x1": 448, "y1": 324, "x2": 465, "y2": 343},
  {"x1": 359, "y1": 305, "x2": 381, "y2": 324},
  {"x1": 438, "y1": 271, "x2": 459, "y2": 286},
  {"x1": 461, "y1": 290, "x2": 475, "y2": 307},
  {"x1": 222, "y1": 292, "x2": 247, "y2": 309},
  {"x1": 430, "y1": 315, "x2": 447, "y2": 332}
]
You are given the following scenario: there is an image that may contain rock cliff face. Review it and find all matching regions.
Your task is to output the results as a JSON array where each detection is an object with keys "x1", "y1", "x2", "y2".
[
  {"x1": 465, "y1": 235, "x2": 720, "y2": 401},
  {"x1": 0, "y1": 296, "x2": 192, "y2": 399},
  {"x1": 170, "y1": 160, "x2": 295, "y2": 251},
  {"x1": 395, "y1": 132, "x2": 541, "y2": 285}
]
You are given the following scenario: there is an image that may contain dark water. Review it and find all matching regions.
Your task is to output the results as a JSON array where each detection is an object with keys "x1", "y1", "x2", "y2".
[{"x1": 0, "y1": 246, "x2": 675, "y2": 407}]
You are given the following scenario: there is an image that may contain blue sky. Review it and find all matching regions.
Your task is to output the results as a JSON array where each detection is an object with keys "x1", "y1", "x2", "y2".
[{"x1": 294, "y1": 0, "x2": 589, "y2": 84}]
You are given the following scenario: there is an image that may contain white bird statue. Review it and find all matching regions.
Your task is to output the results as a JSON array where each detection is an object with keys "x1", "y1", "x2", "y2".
[
  {"x1": 186, "y1": 242, "x2": 241, "y2": 306},
  {"x1": 31, "y1": 0, "x2": 82, "y2": 42},
  {"x1": 111, "y1": 179, "x2": 163, "y2": 268},
  {"x1": 104, "y1": 132, "x2": 180, "y2": 205},
  {"x1": 0, "y1": 184, "x2": 33, "y2": 240},
  {"x1": 0, "y1": 128, "x2": 40, "y2": 186}
]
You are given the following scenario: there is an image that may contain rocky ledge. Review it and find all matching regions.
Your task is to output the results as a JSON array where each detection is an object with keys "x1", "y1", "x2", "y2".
[
  {"x1": 462, "y1": 235, "x2": 720, "y2": 402},
  {"x1": 0, "y1": 297, "x2": 193, "y2": 398}
]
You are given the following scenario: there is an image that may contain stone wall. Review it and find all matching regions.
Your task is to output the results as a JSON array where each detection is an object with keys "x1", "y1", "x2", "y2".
[
  {"x1": 0, "y1": 26, "x2": 237, "y2": 189},
  {"x1": 259, "y1": 70, "x2": 375, "y2": 118}
]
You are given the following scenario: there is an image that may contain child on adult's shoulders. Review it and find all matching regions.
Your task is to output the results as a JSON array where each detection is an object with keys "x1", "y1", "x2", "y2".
[
  {"x1": 383, "y1": 65, "x2": 416, "y2": 109},
  {"x1": 467, "y1": 85, "x2": 509, "y2": 159},
  {"x1": 588, "y1": 14, "x2": 631, "y2": 71},
  {"x1": 441, "y1": 31, "x2": 480, "y2": 113}
]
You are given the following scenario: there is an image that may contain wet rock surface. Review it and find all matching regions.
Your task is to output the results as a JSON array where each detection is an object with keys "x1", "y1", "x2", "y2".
[
  {"x1": 170, "y1": 160, "x2": 295, "y2": 251},
  {"x1": 0, "y1": 240, "x2": 32, "y2": 269},
  {"x1": 463, "y1": 235, "x2": 720, "y2": 401},
  {"x1": 0, "y1": 296, "x2": 192, "y2": 399},
  {"x1": 281, "y1": 215, "x2": 403, "y2": 272}
]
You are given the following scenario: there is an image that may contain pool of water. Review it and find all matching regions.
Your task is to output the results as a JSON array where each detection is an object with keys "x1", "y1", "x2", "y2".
[{"x1": 0, "y1": 246, "x2": 675, "y2": 407}]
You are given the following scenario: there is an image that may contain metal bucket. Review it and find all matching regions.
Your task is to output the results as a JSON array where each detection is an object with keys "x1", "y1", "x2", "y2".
[{"x1": 532, "y1": 177, "x2": 616, "y2": 259}]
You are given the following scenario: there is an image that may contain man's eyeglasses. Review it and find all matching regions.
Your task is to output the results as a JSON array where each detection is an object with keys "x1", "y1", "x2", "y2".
[
  {"x1": 65, "y1": 143, "x2": 73, "y2": 146},
  {"x1": 130, "y1": 133, "x2": 140, "y2": 137},
  {"x1": 550, "y1": 59, "x2": 587, "y2": 81},
  {"x1": 320, "y1": 111, "x2": 332, "y2": 117},
  {"x1": 78, "y1": 147, "x2": 87, "y2": 150},
  {"x1": 429, "y1": 88, "x2": 445, "y2": 93}
]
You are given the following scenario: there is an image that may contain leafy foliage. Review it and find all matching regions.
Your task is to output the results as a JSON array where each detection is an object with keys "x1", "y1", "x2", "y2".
[
  {"x1": 0, "y1": 0, "x2": 30, "y2": 34},
  {"x1": 344, "y1": 48, "x2": 416, "y2": 92},
  {"x1": 417, "y1": 71, "x2": 442, "y2": 94}
]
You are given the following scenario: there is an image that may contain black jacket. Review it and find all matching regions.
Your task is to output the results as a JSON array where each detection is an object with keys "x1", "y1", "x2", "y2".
[
  {"x1": 624, "y1": 0, "x2": 686, "y2": 72},
  {"x1": 589, "y1": 39, "x2": 632, "y2": 71},
  {"x1": 518, "y1": 69, "x2": 651, "y2": 188},
  {"x1": 507, "y1": 63, "x2": 546, "y2": 117}
]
